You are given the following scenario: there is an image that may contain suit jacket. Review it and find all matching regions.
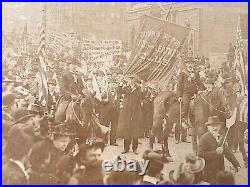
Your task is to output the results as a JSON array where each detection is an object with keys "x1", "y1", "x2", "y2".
[
  {"x1": 177, "y1": 72, "x2": 203, "y2": 98},
  {"x1": 99, "y1": 90, "x2": 120, "y2": 125},
  {"x1": 2, "y1": 159, "x2": 27, "y2": 184},
  {"x1": 198, "y1": 132, "x2": 240, "y2": 183}
]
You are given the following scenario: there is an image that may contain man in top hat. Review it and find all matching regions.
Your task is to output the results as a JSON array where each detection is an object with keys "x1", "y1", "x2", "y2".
[
  {"x1": 116, "y1": 74, "x2": 145, "y2": 154},
  {"x1": 100, "y1": 77, "x2": 120, "y2": 146},
  {"x1": 176, "y1": 58, "x2": 204, "y2": 143},
  {"x1": 198, "y1": 116, "x2": 240, "y2": 184}
]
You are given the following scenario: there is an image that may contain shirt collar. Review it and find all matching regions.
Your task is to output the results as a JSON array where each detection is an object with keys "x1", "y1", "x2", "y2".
[
  {"x1": 10, "y1": 159, "x2": 29, "y2": 179},
  {"x1": 143, "y1": 175, "x2": 159, "y2": 184}
]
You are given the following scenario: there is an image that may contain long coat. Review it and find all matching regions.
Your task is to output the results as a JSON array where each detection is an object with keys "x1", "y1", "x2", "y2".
[
  {"x1": 116, "y1": 85, "x2": 144, "y2": 139},
  {"x1": 198, "y1": 132, "x2": 240, "y2": 184}
]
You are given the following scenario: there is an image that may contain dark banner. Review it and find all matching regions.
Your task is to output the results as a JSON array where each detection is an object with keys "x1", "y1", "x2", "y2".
[{"x1": 125, "y1": 15, "x2": 190, "y2": 81}]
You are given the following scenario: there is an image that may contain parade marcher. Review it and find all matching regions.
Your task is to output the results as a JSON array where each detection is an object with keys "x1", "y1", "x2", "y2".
[
  {"x1": 3, "y1": 125, "x2": 34, "y2": 184},
  {"x1": 141, "y1": 85, "x2": 154, "y2": 138},
  {"x1": 116, "y1": 75, "x2": 144, "y2": 154},
  {"x1": 100, "y1": 77, "x2": 120, "y2": 146},
  {"x1": 198, "y1": 116, "x2": 240, "y2": 184},
  {"x1": 176, "y1": 57, "x2": 203, "y2": 144},
  {"x1": 222, "y1": 74, "x2": 248, "y2": 166}
]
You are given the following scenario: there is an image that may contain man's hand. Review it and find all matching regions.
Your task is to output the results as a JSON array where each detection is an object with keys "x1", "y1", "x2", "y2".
[
  {"x1": 234, "y1": 166, "x2": 241, "y2": 173},
  {"x1": 178, "y1": 97, "x2": 183, "y2": 103},
  {"x1": 216, "y1": 147, "x2": 223, "y2": 154}
]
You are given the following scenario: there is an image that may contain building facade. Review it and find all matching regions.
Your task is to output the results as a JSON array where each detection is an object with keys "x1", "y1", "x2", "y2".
[
  {"x1": 127, "y1": 2, "x2": 247, "y2": 63},
  {"x1": 46, "y1": 2, "x2": 130, "y2": 41}
]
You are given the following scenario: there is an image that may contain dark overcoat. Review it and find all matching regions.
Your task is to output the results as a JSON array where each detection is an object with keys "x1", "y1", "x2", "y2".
[
  {"x1": 116, "y1": 85, "x2": 144, "y2": 139},
  {"x1": 198, "y1": 132, "x2": 240, "y2": 183}
]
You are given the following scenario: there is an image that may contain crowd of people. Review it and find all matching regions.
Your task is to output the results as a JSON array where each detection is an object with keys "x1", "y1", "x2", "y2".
[{"x1": 2, "y1": 50, "x2": 247, "y2": 184}]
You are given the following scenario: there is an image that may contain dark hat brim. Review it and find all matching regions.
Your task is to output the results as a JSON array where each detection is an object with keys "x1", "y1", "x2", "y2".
[{"x1": 205, "y1": 121, "x2": 223, "y2": 126}]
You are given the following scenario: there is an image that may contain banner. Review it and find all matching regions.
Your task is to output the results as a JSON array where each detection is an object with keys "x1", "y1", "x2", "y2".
[
  {"x1": 125, "y1": 15, "x2": 190, "y2": 81},
  {"x1": 82, "y1": 39, "x2": 122, "y2": 65}
]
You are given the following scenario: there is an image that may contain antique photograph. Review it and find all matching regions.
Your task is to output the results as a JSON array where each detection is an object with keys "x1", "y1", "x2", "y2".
[{"x1": 2, "y1": 2, "x2": 248, "y2": 185}]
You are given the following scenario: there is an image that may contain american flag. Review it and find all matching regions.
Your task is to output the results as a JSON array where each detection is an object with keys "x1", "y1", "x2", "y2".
[
  {"x1": 36, "y1": 4, "x2": 49, "y2": 109},
  {"x1": 234, "y1": 16, "x2": 247, "y2": 95}
]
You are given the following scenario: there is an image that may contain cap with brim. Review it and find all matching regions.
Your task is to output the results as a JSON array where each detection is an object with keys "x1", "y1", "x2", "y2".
[{"x1": 205, "y1": 116, "x2": 224, "y2": 126}]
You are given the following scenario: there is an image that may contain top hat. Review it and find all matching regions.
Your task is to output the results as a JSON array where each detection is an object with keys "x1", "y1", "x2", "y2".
[{"x1": 205, "y1": 116, "x2": 224, "y2": 126}]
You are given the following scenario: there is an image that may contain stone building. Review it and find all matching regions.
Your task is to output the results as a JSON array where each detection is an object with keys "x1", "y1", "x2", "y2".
[
  {"x1": 46, "y1": 2, "x2": 130, "y2": 41},
  {"x1": 127, "y1": 2, "x2": 248, "y2": 64}
]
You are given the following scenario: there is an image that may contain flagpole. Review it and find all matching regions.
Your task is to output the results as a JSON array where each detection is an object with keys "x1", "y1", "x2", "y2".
[{"x1": 44, "y1": 3, "x2": 47, "y2": 69}]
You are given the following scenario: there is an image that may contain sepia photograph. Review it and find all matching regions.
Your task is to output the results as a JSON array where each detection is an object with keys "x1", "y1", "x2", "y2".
[{"x1": 2, "y1": 2, "x2": 248, "y2": 185}]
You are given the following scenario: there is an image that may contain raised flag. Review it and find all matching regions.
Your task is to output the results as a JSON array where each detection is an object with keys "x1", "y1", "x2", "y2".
[
  {"x1": 125, "y1": 15, "x2": 190, "y2": 82},
  {"x1": 36, "y1": 4, "x2": 49, "y2": 109},
  {"x1": 234, "y1": 15, "x2": 247, "y2": 95}
]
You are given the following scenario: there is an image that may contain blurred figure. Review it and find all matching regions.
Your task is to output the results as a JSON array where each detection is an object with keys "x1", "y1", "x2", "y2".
[
  {"x1": 3, "y1": 125, "x2": 34, "y2": 184},
  {"x1": 215, "y1": 171, "x2": 235, "y2": 184},
  {"x1": 69, "y1": 140, "x2": 105, "y2": 184},
  {"x1": 141, "y1": 150, "x2": 168, "y2": 184}
]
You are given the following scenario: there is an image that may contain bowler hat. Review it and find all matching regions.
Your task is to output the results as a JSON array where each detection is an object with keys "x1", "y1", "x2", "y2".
[
  {"x1": 205, "y1": 116, "x2": 223, "y2": 126},
  {"x1": 185, "y1": 153, "x2": 205, "y2": 173}
]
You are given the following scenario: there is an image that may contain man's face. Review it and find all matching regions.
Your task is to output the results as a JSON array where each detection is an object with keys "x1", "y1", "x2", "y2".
[
  {"x1": 186, "y1": 63, "x2": 193, "y2": 72},
  {"x1": 81, "y1": 148, "x2": 102, "y2": 166},
  {"x1": 53, "y1": 136, "x2": 71, "y2": 151},
  {"x1": 207, "y1": 125, "x2": 221, "y2": 137}
]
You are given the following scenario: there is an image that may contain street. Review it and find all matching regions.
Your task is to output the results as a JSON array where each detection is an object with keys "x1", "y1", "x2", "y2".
[{"x1": 101, "y1": 135, "x2": 248, "y2": 184}]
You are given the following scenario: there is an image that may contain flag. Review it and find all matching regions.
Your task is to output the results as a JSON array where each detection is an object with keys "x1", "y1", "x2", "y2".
[
  {"x1": 37, "y1": 4, "x2": 49, "y2": 108},
  {"x1": 234, "y1": 16, "x2": 247, "y2": 95},
  {"x1": 91, "y1": 73, "x2": 102, "y2": 101},
  {"x1": 125, "y1": 15, "x2": 190, "y2": 82}
]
